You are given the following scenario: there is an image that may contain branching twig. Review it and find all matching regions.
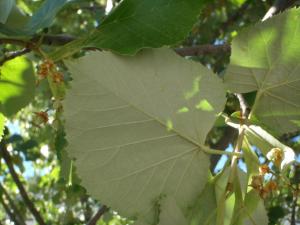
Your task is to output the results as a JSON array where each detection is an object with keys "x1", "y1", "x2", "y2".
[
  {"x1": 0, "y1": 48, "x2": 32, "y2": 66},
  {"x1": 0, "y1": 141, "x2": 46, "y2": 225},
  {"x1": 87, "y1": 205, "x2": 109, "y2": 225},
  {"x1": 0, "y1": 194, "x2": 23, "y2": 225},
  {"x1": 0, "y1": 183, "x2": 26, "y2": 225}
]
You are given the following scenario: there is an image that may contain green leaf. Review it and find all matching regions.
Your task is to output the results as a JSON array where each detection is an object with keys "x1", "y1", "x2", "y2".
[
  {"x1": 0, "y1": 113, "x2": 5, "y2": 142},
  {"x1": 0, "y1": 0, "x2": 14, "y2": 23},
  {"x1": 65, "y1": 48, "x2": 226, "y2": 224},
  {"x1": 51, "y1": 0, "x2": 206, "y2": 60},
  {"x1": 0, "y1": 0, "x2": 68, "y2": 36},
  {"x1": 0, "y1": 56, "x2": 35, "y2": 117},
  {"x1": 224, "y1": 8, "x2": 300, "y2": 135},
  {"x1": 24, "y1": 0, "x2": 69, "y2": 34},
  {"x1": 158, "y1": 196, "x2": 188, "y2": 225}
]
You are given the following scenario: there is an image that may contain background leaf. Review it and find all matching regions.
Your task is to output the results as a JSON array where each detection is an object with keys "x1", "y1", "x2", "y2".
[
  {"x1": 0, "y1": 113, "x2": 5, "y2": 142},
  {"x1": 51, "y1": 0, "x2": 207, "y2": 59},
  {"x1": 65, "y1": 48, "x2": 226, "y2": 224},
  {"x1": 0, "y1": 0, "x2": 14, "y2": 23},
  {"x1": 224, "y1": 8, "x2": 300, "y2": 135},
  {"x1": 0, "y1": 56, "x2": 35, "y2": 117}
]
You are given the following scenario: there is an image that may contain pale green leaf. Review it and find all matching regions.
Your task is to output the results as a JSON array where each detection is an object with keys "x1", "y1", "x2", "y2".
[
  {"x1": 0, "y1": 56, "x2": 35, "y2": 117},
  {"x1": 0, "y1": 0, "x2": 14, "y2": 23},
  {"x1": 224, "y1": 8, "x2": 300, "y2": 134},
  {"x1": 0, "y1": 113, "x2": 5, "y2": 142},
  {"x1": 65, "y1": 48, "x2": 226, "y2": 224},
  {"x1": 51, "y1": 0, "x2": 206, "y2": 60}
]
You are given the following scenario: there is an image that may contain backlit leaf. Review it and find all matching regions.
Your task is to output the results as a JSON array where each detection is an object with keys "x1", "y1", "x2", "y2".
[
  {"x1": 65, "y1": 48, "x2": 226, "y2": 224},
  {"x1": 224, "y1": 8, "x2": 300, "y2": 135}
]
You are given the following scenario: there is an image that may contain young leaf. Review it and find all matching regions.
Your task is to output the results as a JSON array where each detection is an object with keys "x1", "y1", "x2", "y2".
[
  {"x1": 224, "y1": 8, "x2": 300, "y2": 135},
  {"x1": 65, "y1": 48, "x2": 226, "y2": 224},
  {"x1": 0, "y1": 56, "x2": 35, "y2": 117},
  {"x1": 0, "y1": 0, "x2": 14, "y2": 24},
  {"x1": 51, "y1": 0, "x2": 207, "y2": 60}
]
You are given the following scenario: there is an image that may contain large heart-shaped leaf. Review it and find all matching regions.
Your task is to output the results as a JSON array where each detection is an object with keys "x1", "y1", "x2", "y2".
[
  {"x1": 0, "y1": 56, "x2": 35, "y2": 117},
  {"x1": 224, "y1": 8, "x2": 300, "y2": 134},
  {"x1": 51, "y1": 0, "x2": 206, "y2": 60},
  {"x1": 65, "y1": 48, "x2": 226, "y2": 224}
]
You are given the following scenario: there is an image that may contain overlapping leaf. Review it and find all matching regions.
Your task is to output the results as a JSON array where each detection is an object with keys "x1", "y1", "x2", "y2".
[
  {"x1": 65, "y1": 48, "x2": 226, "y2": 224},
  {"x1": 0, "y1": 56, "x2": 35, "y2": 117},
  {"x1": 224, "y1": 8, "x2": 300, "y2": 134},
  {"x1": 51, "y1": 0, "x2": 206, "y2": 60}
]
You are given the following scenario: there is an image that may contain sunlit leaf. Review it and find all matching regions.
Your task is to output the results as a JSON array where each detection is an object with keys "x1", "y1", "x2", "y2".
[
  {"x1": 224, "y1": 8, "x2": 300, "y2": 135},
  {"x1": 65, "y1": 48, "x2": 226, "y2": 224},
  {"x1": 0, "y1": 113, "x2": 5, "y2": 142},
  {"x1": 0, "y1": 56, "x2": 35, "y2": 117}
]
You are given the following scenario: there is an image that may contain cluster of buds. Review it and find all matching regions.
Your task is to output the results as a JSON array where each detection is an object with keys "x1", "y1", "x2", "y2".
[
  {"x1": 37, "y1": 59, "x2": 64, "y2": 84},
  {"x1": 267, "y1": 148, "x2": 284, "y2": 168},
  {"x1": 251, "y1": 164, "x2": 278, "y2": 199}
]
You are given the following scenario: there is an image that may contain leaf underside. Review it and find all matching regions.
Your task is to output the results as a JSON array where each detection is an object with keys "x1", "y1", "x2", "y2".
[
  {"x1": 224, "y1": 8, "x2": 300, "y2": 135},
  {"x1": 65, "y1": 48, "x2": 226, "y2": 224}
]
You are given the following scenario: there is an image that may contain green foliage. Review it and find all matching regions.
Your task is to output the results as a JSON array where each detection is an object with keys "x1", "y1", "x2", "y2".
[
  {"x1": 0, "y1": 56, "x2": 35, "y2": 117},
  {"x1": 0, "y1": 113, "x2": 4, "y2": 141},
  {"x1": 64, "y1": 48, "x2": 226, "y2": 224},
  {"x1": 0, "y1": 1, "x2": 300, "y2": 225},
  {"x1": 224, "y1": 8, "x2": 300, "y2": 135},
  {"x1": 51, "y1": 0, "x2": 207, "y2": 59},
  {"x1": 0, "y1": 0, "x2": 14, "y2": 23}
]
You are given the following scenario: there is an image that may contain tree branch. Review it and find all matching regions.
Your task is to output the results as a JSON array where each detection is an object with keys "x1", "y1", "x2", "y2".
[
  {"x1": 175, "y1": 44, "x2": 231, "y2": 56},
  {"x1": 87, "y1": 205, "x2": 109, "y2": 225},
  {"x1": 0, "y1": 48, "x2": 32, "y2": 66},
  {"x1": 0, "y1": 183, "x2": 26, "y2": 225},
  {"x1": 0, "y1": 141, "x2": 46, "y2": 225},
  {"x1": 0, "y1": 35, "x2": 231, "y2": 58}
]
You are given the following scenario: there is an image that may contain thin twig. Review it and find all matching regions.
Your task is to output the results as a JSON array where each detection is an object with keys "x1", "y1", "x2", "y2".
[
  {"x1": 0, "y1": 194, "x2": 23, "y2": 225},
  {"x1": 0, "y1": 48, "x2": 32, "y2": 66},
  {"x1": 86, "y1": 205, "x2": 109, "y2": 225},
  {"x1": 0, "y1": 183, "x2": 26, "y2": 225},
  {"x1": 0, "y1": 141, "x2": 47, "y2": 225}
]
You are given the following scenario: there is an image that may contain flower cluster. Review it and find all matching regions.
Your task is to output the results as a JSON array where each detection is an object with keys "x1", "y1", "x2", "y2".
[{"x1": 37, "y1": 59, "x2": 64, "y2": 83}]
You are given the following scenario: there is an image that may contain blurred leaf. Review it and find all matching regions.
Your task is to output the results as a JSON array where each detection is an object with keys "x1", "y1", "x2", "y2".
[
  {"x1": 224, "y1": 8, "x2": 300, "y2": 135},
  {"x1": 0, "y1": 113, "x2": 4, "y2": 142},
  {"x1": 51, "y1": 0, "x2": 207, "y2": 59},
  {"x1": 24, "y1": 0, "x2": 69, "y2": 34},
  {"x1": 0, "y1": 56, "x2": 35, "y2": 117},
  {"x1": 65, "y1": 48, "x2": 226, "y2": 224},
  {"x1": 0, "y1": 0, "x2": 14, "y2": 23}
]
